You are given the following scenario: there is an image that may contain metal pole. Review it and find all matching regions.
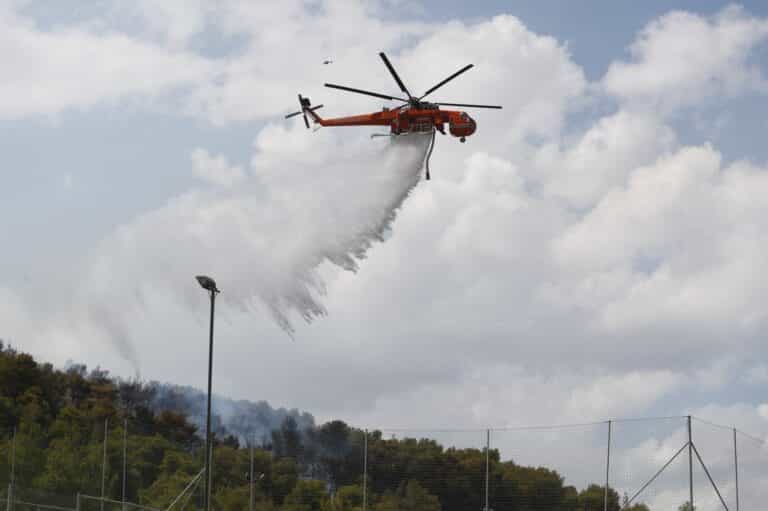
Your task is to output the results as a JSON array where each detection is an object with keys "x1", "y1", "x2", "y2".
[
  {"x1": 76, "y1": 493, "x2": 80, "y2": 511},
  {"x1": 123, "y1": 419, "x2": 128, "y2": 511},
  {"x1": 362, "y1": 430, "x2": 368, "y2": 511},
  {"x1": 623, "y1": 442, "x2": 689, "y2": 508},
  {"x1": 204, "y1": 290, "x2": 216, "y2": 511},
  {"x1": 688, "y1": 416, "x2": 693, "y2": 511},
  {"x1": 485, "y1": 429, "x2": 490, "y2": 511},
  {"x1": 691, "y1": 443, "x2": 729, "y2": 511},
  {"x1": 249, "y1": 437, "x2": 254, "y2": 511},
  {"x1": 733, "y1": 428, "x2": 739, "y2": 511},
  {"x1": 101, "y1": 419, "x2": 108, "y2": 511},
  {"x1": 9, "y1": 427, "x2": 16, "y2": 511},
  {"x1": 604, "y1": 420, "x2": 611, "y2": 511},
  {"x1": 167, "y1": 470, "x2": 204, "y2": 511}
]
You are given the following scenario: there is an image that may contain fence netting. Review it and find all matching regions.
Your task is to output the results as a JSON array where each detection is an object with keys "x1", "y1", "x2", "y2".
[
  {"x1": 1, "y1": 414, "x2": 204, "y2": 511},
  {"x1": 610, "y1": 417, "x2": 688, "y2": 510},
  {"x1": 0, "y1": 416, "x2": 764, "y2": 511},
  {"x1": 368, "y1": 430, "x2": 486, "y2": 511},
  {"x1": 491, "y1": 421, "x2": 608, "y2": 510},
  {"x1": 734, "y1": 429, "x2": 768, "y2": 510}
]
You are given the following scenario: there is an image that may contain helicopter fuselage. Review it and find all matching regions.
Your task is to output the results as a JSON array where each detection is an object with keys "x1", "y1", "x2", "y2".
[{"x1": 311, "y1": 106, "x2": 476, "y2": 139}]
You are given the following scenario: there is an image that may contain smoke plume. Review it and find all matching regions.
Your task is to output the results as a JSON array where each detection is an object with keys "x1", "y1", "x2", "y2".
[{"x1": 150, "y1": 381, "x2": 315, "y2": 444}]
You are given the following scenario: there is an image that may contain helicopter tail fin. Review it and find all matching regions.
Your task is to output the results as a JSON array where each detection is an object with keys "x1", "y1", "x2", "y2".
[
  {"x1": 285, "y1": 94, "x2": 324, "y2": 128},
  {"x1": 305, "y1": 103, "x2": 324, "y2": 123}
]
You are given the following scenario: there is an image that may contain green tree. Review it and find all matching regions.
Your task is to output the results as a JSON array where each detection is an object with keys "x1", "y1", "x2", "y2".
[
  {"x1": 140, "y1": 469, "x2": 200, "y2": 509},
  {"x1": 214, "y1": 485, "x2": 250, "y2": 511},
  {"x1": 332, "y1": 484, "x2": 363, "y2": 511},
  {"x1": 271, "y1": 457, "x2": 299, "y2": 504},
  {"x1": 283, "y1": 479, "x2": 328, "y2": 511},
  {"x1": 399, "y1": 480, "x2": 440, "y2": 511},
  {"x1": 578, "y1": 484, "x2": 620, "y2": 511},
  {"x1": 311, "y1": 421, "x2": 358, "y2": 487},
  {"x1": 373, "y1": 481, "x2": 439, "y2": 511},
  {"x1": 620, "y1": 493, "x2": 650, "y2": 511},
  {"x1": 273, "y1": 417, "x2": 303, "y2": 460},
  {"x1": 498, "y1": 462, "x2": 571, "y2": 510}
]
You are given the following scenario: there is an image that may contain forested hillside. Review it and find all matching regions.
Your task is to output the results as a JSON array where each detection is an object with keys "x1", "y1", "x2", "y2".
[{"x1": 0, "y1": 342, "x2": 650, "y2": 511}]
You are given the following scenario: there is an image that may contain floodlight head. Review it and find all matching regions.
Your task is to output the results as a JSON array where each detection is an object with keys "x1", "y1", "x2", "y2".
[{"x1": 196, "y1": 275, "x2": 220, "y2": 293}]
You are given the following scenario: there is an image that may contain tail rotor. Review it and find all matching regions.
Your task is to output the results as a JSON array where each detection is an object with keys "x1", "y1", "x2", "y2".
[{"x1": 285, "y1": 94, "x2": 323, "y2": 129}]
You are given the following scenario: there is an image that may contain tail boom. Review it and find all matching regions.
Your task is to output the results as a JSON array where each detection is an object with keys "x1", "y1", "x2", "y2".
[{"x1": 317, "y1": 112, "x2": 393, "y2": 127}]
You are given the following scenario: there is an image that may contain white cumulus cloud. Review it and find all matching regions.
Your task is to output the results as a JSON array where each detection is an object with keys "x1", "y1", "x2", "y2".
[
  {"x1": 603, "y1": 5, "x2": 768, "y2": 111},
  {"x1": 190, "y1": 148, "x2": 245, "y2": 187}
]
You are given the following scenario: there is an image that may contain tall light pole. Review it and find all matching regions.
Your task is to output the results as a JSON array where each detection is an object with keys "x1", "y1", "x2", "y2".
[{"x1": 196, "y1": 275, "x2": 220, "y2": 511}]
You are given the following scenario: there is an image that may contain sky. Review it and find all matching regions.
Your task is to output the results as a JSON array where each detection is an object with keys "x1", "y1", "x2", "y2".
[{"x1": 1, "y1": 1, "x2": 768, "y2": 508}]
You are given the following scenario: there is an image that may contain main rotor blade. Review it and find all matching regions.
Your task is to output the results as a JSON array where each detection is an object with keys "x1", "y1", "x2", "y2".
[
  {"x1": 303, "y1": 112, "x2": 310, "y2": 129},
  {"x1": 285, "y1": 111, "x2": 302, "y2": 119},
  {"x1": 436, "y1": 102, "x2": 503, "y2": 109},
  {"x1": 419, "y1": 64, "x2": 474, "y2": 100},
  {"x1": 325, "y1": 83, "x2": 407, "y2": 102},
  {"x1": 379, "y1": 52, "x2": 413, "y2": 99}
]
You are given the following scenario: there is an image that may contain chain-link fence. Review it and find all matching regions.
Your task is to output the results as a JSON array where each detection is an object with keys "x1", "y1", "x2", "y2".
[
  {"x1": 1, "y1": 414, "x2": 205, "y2": 511},
  {"x1": 1, "y1": 415, "x2": 765, "y2": 511},
  {"x1": 490, "y1": 421, "x2": 607, "y2": 510},
  {"x1": 360, "y1": 417, "x2": 766, "y2": 511},
  {"x1": 609, "y1": 417, "x2": 688, "y2": 510},
  {"x1": 367, "y1": 429, "x2": 487, "y2": 511}
]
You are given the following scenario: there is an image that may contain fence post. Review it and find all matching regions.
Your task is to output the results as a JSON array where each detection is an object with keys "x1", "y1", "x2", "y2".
[
  {"x1": 249, "y1": 435, "x2": 254, "y2": 511},
  {"x1": 8, "y1": 427, "x2": 15, "y2": 511},
  {"x1": 101, "y1": 418, "x2": 108, "y2": 511},
  {"x1": 733, "y1": 428, "x2": 739, "y2": 511},
  {"x1": 484, "y1": 429, "x2": 490, "y2": 511},
  {"x1": 604, "y1": 420, "x2": 611, "y2": 511},
  {"x1": 122, "y1": 419, "x2": 127, "y2": 511},
  {"x1": 362, "y1": 430, "x2": 368, "y2": 511},
  {"x1": 688, "y1": 416, "x2": 694, "y2": 511},
  {"x1": 76, "y1": 493, "x2": 81, "y2": 511}
]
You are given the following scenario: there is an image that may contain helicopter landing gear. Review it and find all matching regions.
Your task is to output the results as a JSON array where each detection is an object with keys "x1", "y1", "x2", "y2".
[{"x1": 460, "y1": 136, "x2": 466, "y2": 143}]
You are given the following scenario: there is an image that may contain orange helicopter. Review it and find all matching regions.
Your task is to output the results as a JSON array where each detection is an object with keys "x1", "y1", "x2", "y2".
[{"x1": 286, "y1": 52, "x2": 502, "y2": 179}]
